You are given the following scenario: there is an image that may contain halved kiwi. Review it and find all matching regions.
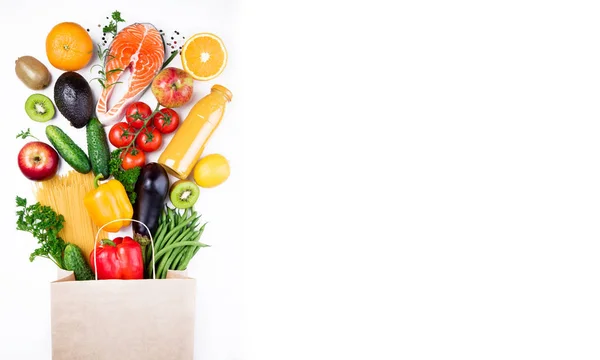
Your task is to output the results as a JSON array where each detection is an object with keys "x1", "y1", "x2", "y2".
[
  {"x1": 169, "y1": 180, "x2": 200, "y2": 209},
  {"x1": 25, "y1": 93, "x2": 55, "y2": 122}
]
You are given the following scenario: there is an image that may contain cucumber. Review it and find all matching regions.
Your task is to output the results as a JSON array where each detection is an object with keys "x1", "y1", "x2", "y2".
[
  {"x1": 63, "y1": 244, "x2": 94, "y2": 281},
  {"x1": 86, "y1": 118, "x2": 110, "y2": 179},
  {"x1": 45, "y1": 125, "x2": 91, "y2": 174}
]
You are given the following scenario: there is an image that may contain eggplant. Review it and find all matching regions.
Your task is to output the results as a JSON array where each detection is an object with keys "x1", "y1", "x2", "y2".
[{"x1": 132, "y1": 163, "x2": 170, "y2": 246}]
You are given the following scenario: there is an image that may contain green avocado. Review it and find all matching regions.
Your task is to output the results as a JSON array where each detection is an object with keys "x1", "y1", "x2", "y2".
[{"x1": 54, "y1": 71, "x2": 94, "y2": 128}]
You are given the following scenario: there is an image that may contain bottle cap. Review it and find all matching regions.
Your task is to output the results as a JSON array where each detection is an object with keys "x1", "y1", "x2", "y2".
[{"x1": 212, "y1": 85, "x2": 232, "y2": 102}]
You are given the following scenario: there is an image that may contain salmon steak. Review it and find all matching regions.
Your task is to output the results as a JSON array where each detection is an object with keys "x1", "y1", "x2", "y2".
[{"x1": 96, "y1": 23, "x2": 165, "y2": 126}]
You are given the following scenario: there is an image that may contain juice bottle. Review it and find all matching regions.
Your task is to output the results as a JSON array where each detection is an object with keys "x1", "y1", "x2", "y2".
[{"x1": 158, "y1": 85, "x2": 232, "y2": 179}]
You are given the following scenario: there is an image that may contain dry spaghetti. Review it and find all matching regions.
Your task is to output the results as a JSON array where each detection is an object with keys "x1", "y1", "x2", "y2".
[{"x1": 33, "y1": 171, "x2": 108, "y2": 263}]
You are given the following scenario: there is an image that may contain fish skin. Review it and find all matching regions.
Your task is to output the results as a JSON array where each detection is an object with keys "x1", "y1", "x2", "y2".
[{"x1": 96, "y1": 23, "x2": 165, "y2": 126}]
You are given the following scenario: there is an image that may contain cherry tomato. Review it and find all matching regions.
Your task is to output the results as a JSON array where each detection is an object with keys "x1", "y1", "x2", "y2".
[
  {"x1": 125, "y1": 102, "x2": 153, "y2": 129},
  {"x1": 109, "y1": 122, "x2": 135, "y2": 147},
  {"x1": 152, "y1": 108, "x2": 180, "y2": 134},
  {"x1": 120, "y1": 148, "x2": 146, "y2": 169},
  {"x1": 135, "y1": 127, "x2": 163, "y2": 152}
]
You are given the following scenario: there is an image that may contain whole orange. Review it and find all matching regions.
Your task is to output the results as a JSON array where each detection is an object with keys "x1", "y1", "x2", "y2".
[{"x1": 46, "y1": 22, "x2": 93, "y2": 71}]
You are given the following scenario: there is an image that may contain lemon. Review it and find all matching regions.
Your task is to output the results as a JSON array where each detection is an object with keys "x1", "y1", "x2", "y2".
[{"x1": 193, "y1": 154, "x2": 230, "y2": 188}]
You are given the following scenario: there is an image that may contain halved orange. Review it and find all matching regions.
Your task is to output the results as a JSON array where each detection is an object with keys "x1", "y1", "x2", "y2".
[{"x1": 181, "y1": 33, "x2": 227, "y2": 81}]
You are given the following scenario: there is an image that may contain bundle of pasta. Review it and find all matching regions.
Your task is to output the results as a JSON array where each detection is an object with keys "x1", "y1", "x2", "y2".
[{"x1": 33, "y1": 171, "x2": 108, "y2": 262}]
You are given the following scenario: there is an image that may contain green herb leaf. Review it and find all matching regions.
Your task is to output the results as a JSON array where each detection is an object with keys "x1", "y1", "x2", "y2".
[
  {"x1": 103, "y1": 10, "x2": 126, "y2": 37},
  {"x1": 16, "y1": 196, "x2": 66, "y2": 269},
  {"x1": 16, "y1": 196, "x2": 26, "y2": 207},
  {"x1": 112, "y1": 10, "x2": 125, "y2": 23},
  {"x1": 16, "y1": 128, "x2": 38, "y2": 140},
  {"x1": 103, "y1": 22, "x2": 117, "y2": 36}
]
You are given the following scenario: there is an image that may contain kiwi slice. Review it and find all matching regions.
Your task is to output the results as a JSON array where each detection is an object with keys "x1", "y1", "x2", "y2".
[
  {"x1": 169, "y1": 180, "x2": 200, "y2": 209},
  {"x1": 25, "y1": 93, "x2": 55, "y2": 122}
]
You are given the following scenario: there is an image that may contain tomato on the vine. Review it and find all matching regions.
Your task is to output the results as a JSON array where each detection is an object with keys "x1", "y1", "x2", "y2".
[
  {"x1": 109, "y1": 122, "x2": 135, "y2": 147},
  {"x1": 120, "y1": 148, "x2": 146, "y2": 169},
  {"x1": 125, "y1": 102, "x2": 153, "y2": 129},
  {"x1": 135, "y1": 127, "x2": 163, "y2": 152},
  {"x1": 152, "y1": 108, "x2": 180, "y2": 134}
]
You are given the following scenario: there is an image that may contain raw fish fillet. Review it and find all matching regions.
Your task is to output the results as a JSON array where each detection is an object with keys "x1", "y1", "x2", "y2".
[{"x1": 96, "y1": 23, "x2": 165, "y2": 126}]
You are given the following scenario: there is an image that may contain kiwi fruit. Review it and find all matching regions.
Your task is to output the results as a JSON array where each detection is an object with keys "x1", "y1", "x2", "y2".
[
  {"x1": 15, "y1": 56, "x2": 51, "y2": 90},
  {"x1": 25, "y1": 94, "x2": 55, "y2": 122},
  {"x1": 169, "y1": 180, "x2": 199, "y2": 209}
]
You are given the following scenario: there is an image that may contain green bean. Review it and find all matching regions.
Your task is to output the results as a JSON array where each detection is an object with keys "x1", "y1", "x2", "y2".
[
  {"x1": 174, "y1": 232, "x2": 197, "y2": 252},
  {"x1": 173, "y1": 248, "x2": 189, "y2": 271},
  {"x1": 188, "y1": 215, "x2": 201, "y2": 230},
  {"x1": 146, "y1": 254, "x2": 157, "y2": 279},
  {"x1": 161, "y1": 216, "x2": 197, "y2": 247},
  {"x1": 177, "y1": 246, "x2": 195, "y2": 270},
  {"x1": 158, "y1": 246, "x2": 177, "y2": 279},
  {"x1": 165, "y1": 246, "x2": 189, "y2": 278},
  {"x1": 168, "y1": 209, "x2": 176, "y2": 231},
  {"x1": 161, "y1": 230, "x2": 194, "y2": 261},
  {"x1": 177, "y1": 223, "x2": 208, "y2": 269},
  {"x1": 152, "y1": 213, "x2": 194, "y2": 276},
  {"x1": 153, "y1": 228, "x2": 194, "y2": 273},
  {"x1": 176, "y1": 228, "x2": 206, "y2": 270},
  {"x1": 181, "y1": 243, "x2": 210, "y2": 270},
  {"x1": 154, "y1": 241, "x2": 206, "y2": 262},
  {"x1": 160, "y1": 208, "x2": 167, "y2": 224},
  {"x1": 170, "y1": 208, "x2": 178, "y2": 225},
  {"x1": 156, "y1": 255, "x2": 166, "y2": 279},
  {"x1": 153, "y1": 222, "x2": 170, "y2": 252},
  {"x1": 157, "y1": 229, "x2": 191, "y2": 278},
  {"x1": 153, "y1": 224, "x2": 165, "y2": 247}
]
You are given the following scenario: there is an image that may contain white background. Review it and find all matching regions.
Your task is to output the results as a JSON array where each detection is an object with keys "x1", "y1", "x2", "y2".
[
  {"x1": 2, "y1": 0, "x2": 600, "y2": 359},
  {"x1": 239, "y1": 0, "x2": 600, "y2": 359}
]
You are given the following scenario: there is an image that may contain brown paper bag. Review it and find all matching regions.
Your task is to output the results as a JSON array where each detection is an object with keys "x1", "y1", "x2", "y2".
[
  {"x1": 50, "y1": 269, "x2": 196, "y2": 360},
  {"x1": 51, "y1": 219, "x2": 197, "y2": 359}
]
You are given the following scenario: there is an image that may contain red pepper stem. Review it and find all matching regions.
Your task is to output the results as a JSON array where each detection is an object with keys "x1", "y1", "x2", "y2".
[
  {"x1": 93, "y1": 174, "x2": 105, "y2": 189},
  {"x1": 100, "y1": 239, "x2": 116, "y2": 247}
]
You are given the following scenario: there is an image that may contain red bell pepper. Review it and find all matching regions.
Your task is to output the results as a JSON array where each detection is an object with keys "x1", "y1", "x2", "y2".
[{"x1": 90, "y1": 236, "x2": 144, "y2": 280}]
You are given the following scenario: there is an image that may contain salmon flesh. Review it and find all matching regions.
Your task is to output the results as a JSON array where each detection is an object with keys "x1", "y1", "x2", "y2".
[{"x1": 96, "y1": 23, "x2": 165, "y2": 126}]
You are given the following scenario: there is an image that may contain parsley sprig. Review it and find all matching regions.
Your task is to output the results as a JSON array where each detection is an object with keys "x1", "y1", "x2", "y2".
[
  {"x1": 103, "y1": 11, "x2": 125, "y2": 36},
  {"x1": 16, "y1": 196, "x2": 66, "y2": 269}
]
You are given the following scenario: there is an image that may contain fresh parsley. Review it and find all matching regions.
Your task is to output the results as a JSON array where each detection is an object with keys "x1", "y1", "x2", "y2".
[
  {"x1": 103, "y1": 11, "x2": 126, "y2": 36},
  {"x1": 16, "y1": 196, "x2": 66, "y2": 269}
]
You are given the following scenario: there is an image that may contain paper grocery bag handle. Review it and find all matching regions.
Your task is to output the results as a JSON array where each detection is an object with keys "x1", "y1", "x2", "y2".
[{"x1": 93, "y1": 219, "x2": 156, "y2": 280}]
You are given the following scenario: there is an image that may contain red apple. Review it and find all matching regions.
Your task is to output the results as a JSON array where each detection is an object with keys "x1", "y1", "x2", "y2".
[
  {"x1": 151, "y1": 67, "x2": 194, "y2": 108},
  {"x1": 18, "y1": 142, "x2": 59, "y2": 181}
]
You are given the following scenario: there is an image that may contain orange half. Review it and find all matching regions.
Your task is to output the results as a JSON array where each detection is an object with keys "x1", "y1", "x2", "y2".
[{"x1": 181, "y1": 33, "x2": 227, "y2": 81}]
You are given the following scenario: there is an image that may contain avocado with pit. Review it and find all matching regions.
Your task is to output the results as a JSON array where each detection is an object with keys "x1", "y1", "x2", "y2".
[{"x1": 54, "y1": 71, "x2": 94, "y2": 129}]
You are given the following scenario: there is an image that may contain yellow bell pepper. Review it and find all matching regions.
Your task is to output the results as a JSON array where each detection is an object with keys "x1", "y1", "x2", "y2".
[{"x1": 84, "y1": 175, "x2": 133, "y2": 232}]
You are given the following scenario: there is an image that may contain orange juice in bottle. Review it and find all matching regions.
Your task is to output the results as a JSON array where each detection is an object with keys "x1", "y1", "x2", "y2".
[{"x1": 158, "y1": 85, "x2": 232, "y2": 179}]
